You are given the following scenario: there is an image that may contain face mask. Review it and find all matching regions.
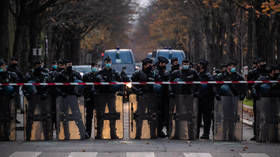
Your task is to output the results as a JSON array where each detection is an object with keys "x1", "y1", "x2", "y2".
[
  {"x1": 230, "y1": 67, "x2": 236, "y2": 73},
  {"x1": 105, "y1": 64, "x2": 111, "y2": 68},
  {"x1": 91, "y1": 67, "x2": 98, "y2": 72},
  {"x1": 159, "y1": 66, "x2": 166, "y2": 71},
  {"x1": 12, "y1": 63, "x2": 18, "y2": 66},
  {"x1": 0, "y1": 68, "x2": 3, "y2": 72},
  {"x1": 52, "y1": 65, "x2": 58, "y2": 70},
  {"x1": 145, "y1": 66, "x2": 153, "y2": 72},
  {"x1": 182, "y1": 65, "x2": 190, "y2": 70}
]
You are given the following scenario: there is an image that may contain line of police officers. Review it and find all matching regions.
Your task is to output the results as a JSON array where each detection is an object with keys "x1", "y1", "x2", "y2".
[{"x1": 0, "y1": 56, "x2": 280, "y2": 141}]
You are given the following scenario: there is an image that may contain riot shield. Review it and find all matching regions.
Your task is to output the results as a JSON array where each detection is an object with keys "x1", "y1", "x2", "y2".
[
  {"x1": 0, "y1": 97, "x2": 16, "y2": 141},
  {"x1": 24, "y1": 95, "x2": 53, "y2": 141},
  {"x1": 256, "y1": 97, "x2": 280, "y2": 143},
  {"x1": 94, "y1": 93, "x2": 123, "y2": 139},
  {"x1": 214, "y1": 96, "x2": 243, "y2": 141},
  {"x1": 56, "y1": 96, "x2": 86, "y2": 140},
  {"x1": 168, "y1": 94, "x2": 198, "y2": 140},
  {"x1": 129, "y1": 93, "x2": 159, "y2": 139}
]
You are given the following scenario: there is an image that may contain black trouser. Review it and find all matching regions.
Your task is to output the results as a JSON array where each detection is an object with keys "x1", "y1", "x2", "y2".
[
  {"x1": 58, "y1": 95, "x2": 86, "y2": 139},
  {"x1": 0, "y1": 96, "x2": 13, "y2": 141},
  {"x1": 26, "y1": 95, "x2": 52, "y2": 141},
  {"x1": 197, "y1": 95, "x2": 214, "y2": 137},
  {"x1": 85, "y1": 97, "x2": 94, "y2": 137},
  {"x1": 135, "y1": 93, "x2": 159, "y2": 138},
  {"x1": 95, "y1": 94, "x2": 117, "y2": 138},
  {"x1": 51, "y1": 95, "x2": 56, "y2": 130},
  {"x1": 158, "y1": 89, "x2": 169, "y2": 135},
  {"x1": 253, "y1": 99, "x2": 257, "y2": 136}
]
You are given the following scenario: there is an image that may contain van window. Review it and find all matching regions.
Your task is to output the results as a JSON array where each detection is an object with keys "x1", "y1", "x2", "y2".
[
  {"x1": 158, "y1": 51, "x2": 170, "y2": 59},
  {"x1": 104, "y1": 51, "x2": 133, "y2": 64}
]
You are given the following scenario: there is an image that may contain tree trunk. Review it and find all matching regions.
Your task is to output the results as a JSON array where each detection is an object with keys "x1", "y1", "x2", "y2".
[
  {"x1": 0, "y1": 0, "x2": 10, "y2": 60},
  {"x1": 13, "y1": 18, "x2": 30, "y2": 71}
]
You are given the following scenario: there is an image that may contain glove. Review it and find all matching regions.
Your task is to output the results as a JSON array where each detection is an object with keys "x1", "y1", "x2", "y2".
[
  {"x1": 239, "y1": 94, "x2": 245, "y2": 101},
  {"x1": 193, "y1": 92, "x2": 199, "y2": 98},
  {"x1": 117, "y1": 91, "x2": 125, "y2": 96},
  {"x1": 137, "y1": 90, "x2": 143, "y2": 96},
  {"x1": 215, "y1": 94, "x2": 221, "y2": 101},
  {"x1": 169, "y1": 92, "x2": 175, "y2": 97}
]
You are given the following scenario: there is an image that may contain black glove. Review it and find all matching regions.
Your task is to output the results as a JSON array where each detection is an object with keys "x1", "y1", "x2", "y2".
[
  {"x1": 215, "y1": 94, "x2": 221, "y2": 101},
  {"x1": 193, "y1": 92, "x2": 199, "y2": 98},
  {"x1": 169, "y1": 91, "x2": 175, "y2": 97},
  {"x1": 239, "y1": 94, "x2": 245, "y2": 101},
  {"x1": 137, "y1": 90, "x2": 143, "y2": 96}
]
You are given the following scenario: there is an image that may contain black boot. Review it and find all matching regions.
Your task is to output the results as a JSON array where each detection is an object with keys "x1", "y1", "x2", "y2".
[{"x1": 200, "y1": 134, "x2": 209, "y2": 140}]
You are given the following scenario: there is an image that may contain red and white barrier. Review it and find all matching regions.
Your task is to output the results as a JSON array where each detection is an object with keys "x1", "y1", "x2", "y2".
[{"x1": 0, "y1": 80, "x2": 280, "y2": 86}]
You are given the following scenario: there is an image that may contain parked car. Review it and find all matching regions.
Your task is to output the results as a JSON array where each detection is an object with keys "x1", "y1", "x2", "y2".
[
  {"x1": 72, "y1": 65, "x2": 91, "y2": 77},
  {"x1": 102, "y1": 48, "x2": 136, "y2": 78}
]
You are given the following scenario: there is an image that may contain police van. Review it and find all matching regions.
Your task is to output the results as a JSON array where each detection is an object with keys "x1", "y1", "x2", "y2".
[
  {"x1": 102, "y1": 48, "x2": 136, "y2": 78},
  {"x1": 153, "y1": 49, "x2": 186, "y2": 70}
]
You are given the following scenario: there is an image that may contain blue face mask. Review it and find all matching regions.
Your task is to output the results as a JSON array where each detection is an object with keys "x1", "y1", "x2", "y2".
[
  {"x1": 91, "y1": 67, "x2": 98, "y2": 72},
  {"x1": 52, "y1": 65, "x2": 58, "y2": 70},
  {"x1": 182, "y1": 65, "x2": 190, "y2": 70},
  {"x1": 105, "y1": 64, "x2": 112, "y2": 68},
  {"x1": 231, "y1": 67, "x2": 236, "y2": 73},
  {"x1": 0, "y1": 68, "x2": 3, "y2": 72}
]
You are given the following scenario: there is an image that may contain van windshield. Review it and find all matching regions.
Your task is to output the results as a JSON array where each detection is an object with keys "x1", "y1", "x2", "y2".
[
  {"x1": 171, "y1": 51, "x2": 185, "y2": 63},
  {"x1": 158, "y1": 51, "x2": 170, "y2": 59},
  {"x1": 104, "y1": 51, "x2": 133, "y2": 64},
  {"x1": 158, "y1": 51, "x2": 185, "y2": 63}
]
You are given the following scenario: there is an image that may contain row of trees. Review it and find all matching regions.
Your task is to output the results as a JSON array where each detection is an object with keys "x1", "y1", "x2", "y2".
[
  {"x1": 133, "y1": 0, "x2": 280, "y2": 68},
  {"x1": 0, "y1": 0, "x2": 134, "y2": 71}
]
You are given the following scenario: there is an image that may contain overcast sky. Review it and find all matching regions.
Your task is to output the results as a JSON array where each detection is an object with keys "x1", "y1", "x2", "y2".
[{"x1": 138, "y1": 0, "x2": 150, "y2": 7}]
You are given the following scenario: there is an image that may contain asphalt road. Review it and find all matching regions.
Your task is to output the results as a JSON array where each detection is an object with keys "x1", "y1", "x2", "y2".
[{"x1": 1, "y1": 139, "x2": 279, "y2": 157}]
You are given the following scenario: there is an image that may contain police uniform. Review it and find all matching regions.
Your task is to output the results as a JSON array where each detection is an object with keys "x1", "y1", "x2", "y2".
[
  {"x1": 0, "y1": 59, "x2": 18, "y2": 141},
  {"x1": 83, "y1": 68, "x2": 100, "y2": 138},
  {"x1": 154, "y1": 56, "x2": 170, "y2": 137},
  {"x1": 55, "y1": 65, "x2": 86, "y2": 140},
  {"x1": 169, "y1": 61, "x2": 200, "y2": 139},
  {"x1": 197, "y1": 60, "x2": 215, "y2": 139},
  {"x1": 95, "y1": 63, "x2": 122, "y2": 139},
  {"x1": 23, "y1": 64, "x2": 53, "y2": 141},
  {"x1": 131, "y1": 58, "x2": 160, "y2": 139}
]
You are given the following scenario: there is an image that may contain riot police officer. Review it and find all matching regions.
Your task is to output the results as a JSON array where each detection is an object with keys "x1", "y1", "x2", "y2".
[
  {"x1": 247, "y1": 58, "x2": 266, "y2": 141},
  {"x1": 197, "y1": 59, "x2": 215, "y2": 140},
  {"x1": 23, "y1": 59, "x2": 53, "y2": 141},
  {"x1": 55, "y1": 59, "x2": 86, "y2": 140},
  {"x1": 7, "y1": 57, "x2": 23, "y2": 82},
  {"x1": 171, "y1": 57, "x2": 179, "y2": 72},
  {"x1": 131, "y1": 58, "x2": 160, "y2": 139},
  {"x1": 169, "y1": 59, "x2": 200, "y2": 139},
  {"x1": 170, "y1": 59, "x2": 200, "y2": 95},
  {"x1": 252, "y1": 65, "x2": 280, "y2": 98},
  {"x1": 217, "y1": 62, "x2": 247, "y2": 99},
  {"x1": 95, "y1": 56, "x2": 122, "y2": 139},
  {"x1": 154, "y1": 56, "x2": 170, "y2": 137},
  {"x1": 49, "y1": 60, "x2": 59, "y2": 130},
  {"x1": 83, "y1": 62, "x2": 100, "y2": 139},
  {"x1": 0, "y1": 59, "x2": 18, "y2": 141},
  {"x1": 57, "y1": 59, "x2": 66, "y2": 72},
  {"x1": 7, "y1": 57, "x2": 23, "y2": 122}
]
